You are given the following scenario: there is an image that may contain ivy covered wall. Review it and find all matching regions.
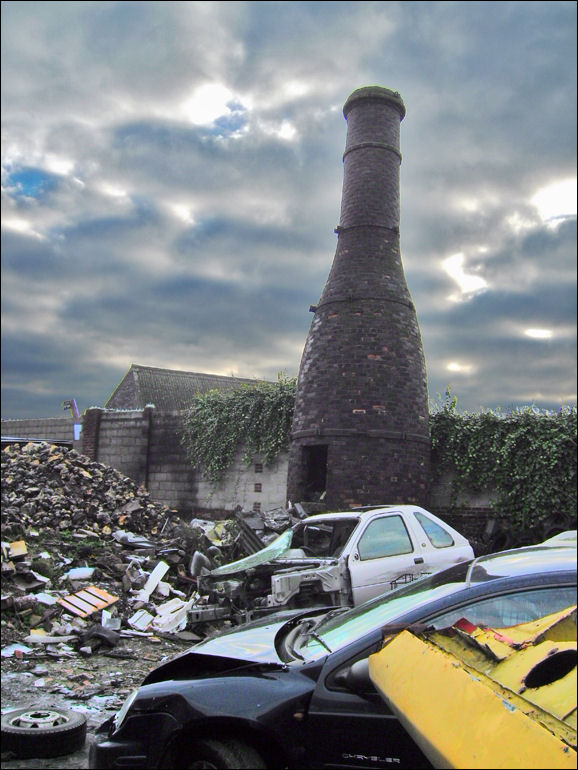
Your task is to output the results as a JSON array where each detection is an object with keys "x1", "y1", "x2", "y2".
[
  {"x1": 182, "y1": 375, "x2": 296, "y2": 483},
  {"x1": 182, "y1": 380, "x2": 577, "y2": 548},
  {"x1": 429, "y1": 390, "x2": 576, "y2": 547}
]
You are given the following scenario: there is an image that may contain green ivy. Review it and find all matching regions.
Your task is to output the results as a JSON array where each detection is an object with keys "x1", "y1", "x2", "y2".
[
  {"x1": 181, "y1": 374, "x2": 297, "y2": 483},
  {"x1": 430, "y1": 389, "x2": 577, "y2": 539},
  {"x1": 182, "y1": 380, "x2": 576, "y2": 540}
]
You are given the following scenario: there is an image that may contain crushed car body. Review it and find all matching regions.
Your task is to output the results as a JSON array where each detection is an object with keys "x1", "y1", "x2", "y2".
[
  {"x1": 89, "y1": 544, "x2": 577, "y2": 769},
  {"x1": 189, "y1": 506, "x2": 474, "y2": 628}
]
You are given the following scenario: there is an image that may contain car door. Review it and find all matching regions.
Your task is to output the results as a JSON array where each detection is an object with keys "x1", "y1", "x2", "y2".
[
  {"x1": 347, "y1": 514, "x2": 424, "y2": 605},
  {"x1": 305, "y1": 583, "x2": 576, "y2": 769},
  {"x1": 305, "y1": 641, "x2": 432, "y2": 769}
]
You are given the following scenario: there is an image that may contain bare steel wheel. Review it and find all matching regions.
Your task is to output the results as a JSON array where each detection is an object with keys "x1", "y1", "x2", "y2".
[
  {"x1": 187, "y1": 737, "x2": 267, "y2": 769},
  {"x1": 1, "y1": 707, "x2": 87, "y2": 758}
]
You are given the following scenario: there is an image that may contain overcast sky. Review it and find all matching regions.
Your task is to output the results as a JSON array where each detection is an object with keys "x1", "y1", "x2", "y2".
[{"x1": 2, "y1": 1, "x2": 576, "y2": 420}]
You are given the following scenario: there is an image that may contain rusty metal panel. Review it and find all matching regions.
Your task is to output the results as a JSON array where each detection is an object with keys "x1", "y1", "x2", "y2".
[{"x1": 369, "y1": 606, "x2": 577, "y2": 769}]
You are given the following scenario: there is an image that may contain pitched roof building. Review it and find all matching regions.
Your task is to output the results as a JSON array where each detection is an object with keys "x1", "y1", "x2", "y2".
[{"x1": 105, "y1": 364, "x2": 263, "y2": 411}]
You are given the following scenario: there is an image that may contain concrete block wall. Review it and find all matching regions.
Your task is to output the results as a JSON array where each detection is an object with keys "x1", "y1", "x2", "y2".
[
  {"x1": 4, "y1": 410, "x2": 511, "y2": 541},
  {"x1": 78, "y1": 407, "x2": 285, "y2": 516},
  {"x1": 146, "y1": 410, "x2": 196, "y2": 513},
  {"x1": 1, "y1": 416, "x2": 75, "y2": 444},
  {"x1": 95, "y1": 409, "x2": 150, "y2": 487},
  {"x1": 81, "y1": 407, "x2": 195, "y2": 512},
  {"x1": 195, "y1": 449, "x2": 289, "y2": 514}
]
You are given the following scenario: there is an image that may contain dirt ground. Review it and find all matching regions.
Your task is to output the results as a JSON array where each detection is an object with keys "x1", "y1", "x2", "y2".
[{"x1": 1, "y1": 633, "x2": 191, "y2": 769}]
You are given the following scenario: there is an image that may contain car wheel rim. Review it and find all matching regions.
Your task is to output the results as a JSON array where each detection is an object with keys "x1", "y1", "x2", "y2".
[{"x1": 9, "y1": 710, "x2": 70, "y2": 729}]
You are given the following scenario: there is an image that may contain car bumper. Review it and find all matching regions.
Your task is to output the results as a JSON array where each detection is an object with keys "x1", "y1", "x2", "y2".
[{"x1": 89, "y1": 713, "x2": 179, "y2": 769}]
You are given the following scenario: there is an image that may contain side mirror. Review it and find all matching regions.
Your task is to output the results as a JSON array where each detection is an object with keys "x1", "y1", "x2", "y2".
[{"x1": 332, "y1": 658, "x2": 373, "y2": 694}]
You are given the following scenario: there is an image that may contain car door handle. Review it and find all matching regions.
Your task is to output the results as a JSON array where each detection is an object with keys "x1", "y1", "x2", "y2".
[{"x1": 414, "y1": 557, "x2": 424, "y2": 564}]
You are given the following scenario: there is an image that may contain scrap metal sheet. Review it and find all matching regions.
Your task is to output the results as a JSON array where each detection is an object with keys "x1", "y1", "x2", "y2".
[{"x1": 369, "y1": 607, "x2": 577, "y2": 769}]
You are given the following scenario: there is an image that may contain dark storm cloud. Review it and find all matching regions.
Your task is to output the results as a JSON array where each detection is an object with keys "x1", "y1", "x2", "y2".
[
  {"x1": 1, "y1": 328, "x2": 123, "y2": 417},
  {"x1": 483, "y1": 218, "x2": 577, "y2": 287},
  {"x1": 1, "y1": 1, "x2": 576, "y2": 418},
  {"x1": 110, "y1": 119, "x2": 303, "y2": 200},
  {"x1": 1, "y1": 230, "x2": 59, "y2": 276},
  {"x1": 422, "y1": 278, "x2": 577, "y2": 409}
]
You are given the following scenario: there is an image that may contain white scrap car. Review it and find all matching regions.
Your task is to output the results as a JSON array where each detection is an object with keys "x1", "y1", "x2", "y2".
[{"x1": 192, "y1": 506, "x2": 474, "y2": 624}]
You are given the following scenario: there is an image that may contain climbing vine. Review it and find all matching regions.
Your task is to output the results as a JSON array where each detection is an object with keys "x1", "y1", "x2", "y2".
[
  {"x1": 182, "y1": 380, "x2": 576, "y2": 540},
  {"x1": 430, "y1": 389, "x2": 577, "y2": 539},
  {"x1": 181, "y1": 374, "x2": 297, "y2": 483}
]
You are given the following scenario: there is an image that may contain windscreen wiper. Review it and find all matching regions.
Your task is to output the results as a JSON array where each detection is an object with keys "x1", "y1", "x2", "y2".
[
  {"x1": 284, "y1": 625, "x2": 305, "y2": 661},
  {"x1": 310, "y1": 606, "x2": 349, "y2": 633},
  {"x1": 305, "y1": 631, "x2": 333, "y2": 654},
  {"x1": 286, "y1": 616, "x2": 334, "y2": 659}
]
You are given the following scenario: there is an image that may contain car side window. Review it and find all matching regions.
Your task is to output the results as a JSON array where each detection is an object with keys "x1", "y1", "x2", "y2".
[
  {"x1": 414, "y1": 511, "x2": 454, "y2": 548},
  {"x1": 429, "y1": 587, "x2": 577, "y2": 630},
  {"x1": 357, "y1": 516, "x2": 413, "y2": 560}
]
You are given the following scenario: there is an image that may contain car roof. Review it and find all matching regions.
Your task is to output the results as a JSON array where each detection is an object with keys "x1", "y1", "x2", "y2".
[
  {"x1": 303, "y1": 505, "x2": 428, "y2": 523},
  {"x1": 541, "y1": 530, "x2": 577, "y2": 546},
  {"x1": 469, "y1": 544, "x2": 576, "y2": 582}
]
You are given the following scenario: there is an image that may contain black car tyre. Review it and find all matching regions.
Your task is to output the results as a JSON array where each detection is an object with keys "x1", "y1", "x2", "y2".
[
  {"x1": 187, "y1": 737, "x2": 267, "y2": 769},
  {"x1": 1, "y1": 707, "x2": 87, "y2": 758}
]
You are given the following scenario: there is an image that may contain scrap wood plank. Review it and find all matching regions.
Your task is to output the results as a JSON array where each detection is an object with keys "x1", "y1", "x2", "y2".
[
  {"x1": 8, "y1": 540, "x2": 28, "y2": 559},
  {"x1": 58, "y1": 585, "x2": 118, "y2": 617}
]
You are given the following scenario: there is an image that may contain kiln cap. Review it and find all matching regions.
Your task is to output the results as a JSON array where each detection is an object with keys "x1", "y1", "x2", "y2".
[{"x1": 343, "y1": 85, "x2": 406, "y2": 120}]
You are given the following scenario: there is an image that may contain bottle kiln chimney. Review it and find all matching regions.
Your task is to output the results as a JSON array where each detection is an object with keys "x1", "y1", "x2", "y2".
[{"x1": 287, "y1": 86, "x2": 430, "y2": 509}]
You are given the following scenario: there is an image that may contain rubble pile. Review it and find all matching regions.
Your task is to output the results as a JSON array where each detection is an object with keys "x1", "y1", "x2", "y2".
[
  {"x1": 1, "y1": 441, "x2": 179, "y2": 539},
  {"x1": 1, "y1": 442, "x2": 312, "y2": 663}
]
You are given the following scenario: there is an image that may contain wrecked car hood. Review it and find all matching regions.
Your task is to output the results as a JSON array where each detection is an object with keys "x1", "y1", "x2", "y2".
[
  {"x1": 209, "y1": 530, "x2": 294, "y2": 576},
  {"x1": 144, "y1": 608, "x2": 322, "y2": 682}
]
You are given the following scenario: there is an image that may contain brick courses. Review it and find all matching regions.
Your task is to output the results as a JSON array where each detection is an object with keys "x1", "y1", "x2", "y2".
[{"x1": 287, "y1": 86, "x2": 430, "y2": 508}]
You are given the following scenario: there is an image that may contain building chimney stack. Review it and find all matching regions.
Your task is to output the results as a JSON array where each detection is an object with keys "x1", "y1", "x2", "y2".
[{"x1": 287, "y1": 86, "x2": 430, "y2": 509}]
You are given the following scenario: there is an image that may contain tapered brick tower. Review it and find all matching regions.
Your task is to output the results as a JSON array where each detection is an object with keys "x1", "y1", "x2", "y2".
[{"x1": 287, "y1": 86, "x2": 430, "y2": 509}]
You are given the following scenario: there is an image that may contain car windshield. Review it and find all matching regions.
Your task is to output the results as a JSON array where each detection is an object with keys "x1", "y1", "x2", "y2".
[
  {"x1": 299, "y1": 560, "x2": 473, "y2": 660},
  {"x1": 291, "y1": 517, "x2": 359, "y2": 558},
  {"x1": 297, "y1": 546, "x2": 577, "y2": 659}
]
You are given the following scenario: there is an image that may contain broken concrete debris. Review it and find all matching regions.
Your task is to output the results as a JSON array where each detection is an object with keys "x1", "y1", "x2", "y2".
[
  {"x1": 1, "y1": 441, "x2": 307, "y2": 661},
  {"x1": 132, "y1": 560, "x2": 170, "y2": 602}
]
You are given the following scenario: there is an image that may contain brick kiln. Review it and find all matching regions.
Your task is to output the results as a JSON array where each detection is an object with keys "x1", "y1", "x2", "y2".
[{"x1": 287, "y1": 86, "x2": 430, "y2": 509}]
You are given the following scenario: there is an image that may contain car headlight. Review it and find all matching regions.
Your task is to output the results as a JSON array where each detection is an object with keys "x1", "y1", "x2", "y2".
[{"x1": 113, "y1": 689, "x2": 139, "y2": 731}]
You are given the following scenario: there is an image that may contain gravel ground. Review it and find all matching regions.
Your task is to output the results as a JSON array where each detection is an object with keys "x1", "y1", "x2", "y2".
[{"x1": 1, "y1": 634, "x2": 189, "y2": 769}]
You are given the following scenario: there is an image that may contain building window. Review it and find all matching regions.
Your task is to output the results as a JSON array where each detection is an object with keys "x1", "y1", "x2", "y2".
[
  {"x1": 252, "y1": 502, "x2": 261, "y2": 512},
  {"x1": 254, "y1": 483, "x2": 262, "y2": 493},
  {"x1": 255, "y1": 463, "x2": 263, "y2": 473}
]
